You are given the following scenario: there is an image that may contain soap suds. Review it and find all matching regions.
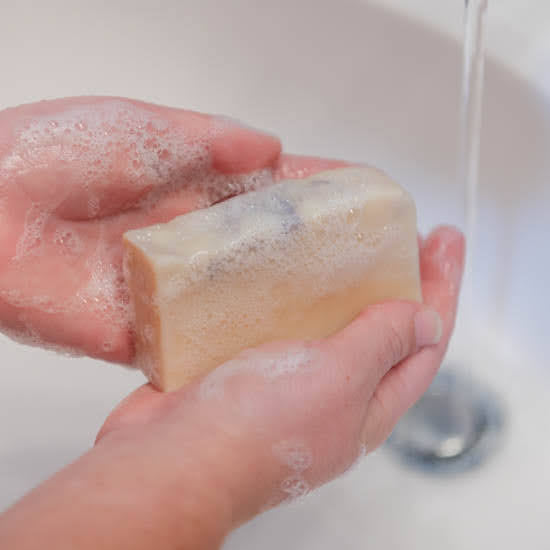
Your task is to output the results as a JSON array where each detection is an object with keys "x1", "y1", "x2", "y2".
[
  {"x1": 199, "y1": 346, "x2": 319, "y2": 400},
  {"x1": 14, "y1": 205, "x2": 51, "y2": 260},
  {"x1": 74, "y1": 227, "x2": 129, "y2": 331},
  {"x1": 0, "y1": 311, "x2": 84, "y2": 357},
  {"x1": 280, "y1": 474, "x2": 311, "y2": 502},
  {"x1": 0, "y1": 100, "x2": 275, "y2": 221},
  {"x1": 53, "y1": 226, "x2": 84, "y2": 255},
  {"x1": 271, "y1": 438, "x2": 313, "y2": 506},
  {"x1": 272, "y1": 439, "x2": 313, "y2": 472}
]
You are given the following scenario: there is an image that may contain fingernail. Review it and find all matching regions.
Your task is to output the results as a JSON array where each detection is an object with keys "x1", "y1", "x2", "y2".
[{"x1": 414, "y1": 309, "x2": 443, "y2": 347}]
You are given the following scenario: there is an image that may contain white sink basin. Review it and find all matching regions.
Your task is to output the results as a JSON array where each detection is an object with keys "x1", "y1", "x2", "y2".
[{"x1": 1, "y1": 1, "x2": 549, "y2": 548}]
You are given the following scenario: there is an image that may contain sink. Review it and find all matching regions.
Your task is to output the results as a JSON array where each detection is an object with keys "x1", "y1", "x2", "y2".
[{"x1": 1, "y1": 1, "x2": 549, "y2": 548}]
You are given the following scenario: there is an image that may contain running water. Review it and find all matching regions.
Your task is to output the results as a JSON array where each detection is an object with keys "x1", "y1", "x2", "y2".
[
  {"x1": 388, "y1": 0, "x2": 504, "y2": 472},
  {"x1": 459, "y1": 0, "x2": 488, "y2": 339}
]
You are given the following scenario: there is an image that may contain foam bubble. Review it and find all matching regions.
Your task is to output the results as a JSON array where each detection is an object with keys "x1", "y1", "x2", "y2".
[
  {"x1": 1, "y1": 99, "x2": 271, "y2": 224},
  {"x1": 272, "y1": 439, "x2": 313, "y2": 472},
  {"x1": 280, "y1": 474, "x2": 310, "y2": 502},
  {"x1": 53, "y1": 226, "x2": 83, "y2": 255},
  {"x1": 198, "y1": 345, "x2": 319, "y2": 400},
  {"x1": 0, "y1": 289, "x2": 68, "y2": 314},
  {"x1": 71, "y1": 227, "x2": 130, "y2": 328},
  {"x1": 0, "y1": 312, "x2": 83, "y2": 357},
  {"x1": 14, "y1": 205, "x2": 50, "y2": 260}
]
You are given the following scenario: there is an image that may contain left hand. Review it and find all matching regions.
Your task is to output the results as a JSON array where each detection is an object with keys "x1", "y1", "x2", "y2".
[{"x1": 0, "y1": 97, "x2": 287, "y2": 361}]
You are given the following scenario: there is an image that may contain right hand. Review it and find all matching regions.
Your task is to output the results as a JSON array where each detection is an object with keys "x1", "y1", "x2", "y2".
[{"x1": 95, "y1": 225, "x2": 464, "y2": 529}]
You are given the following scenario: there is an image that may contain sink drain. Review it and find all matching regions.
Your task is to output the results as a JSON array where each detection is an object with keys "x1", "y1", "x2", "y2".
[{"x1": 386, "y1": 369, "x2": 505, "y2": 474}]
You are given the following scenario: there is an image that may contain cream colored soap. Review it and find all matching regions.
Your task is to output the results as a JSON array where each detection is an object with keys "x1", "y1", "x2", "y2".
[{"x1": 123, "y1": 167, "x2": 422, "y2": 391}]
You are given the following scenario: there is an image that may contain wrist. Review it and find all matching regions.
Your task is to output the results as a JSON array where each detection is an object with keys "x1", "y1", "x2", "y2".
[
  {"x1": 93, "y1": 429, "x2": 233, "y2": 549},
  {"x1": 0, "y1": 429, "x2": 232, "y2": 550},
  {"x1": 96, "y1": 392, "x2": 287, "y2": 532}
]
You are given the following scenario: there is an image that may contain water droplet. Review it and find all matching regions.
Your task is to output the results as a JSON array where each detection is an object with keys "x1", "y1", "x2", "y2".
[{"x1": 355, "y1": 232, "x2": 364, "y2": 242}]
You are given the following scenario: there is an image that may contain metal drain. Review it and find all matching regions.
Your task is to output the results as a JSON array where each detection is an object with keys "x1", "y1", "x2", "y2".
[{"x1": 386, "y1": 369, "x2": 505, "y2": 474}]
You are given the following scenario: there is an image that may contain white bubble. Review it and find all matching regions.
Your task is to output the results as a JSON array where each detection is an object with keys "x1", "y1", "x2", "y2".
[
  {"x1": 0, "y1": 98, "x2": 260, "y2": 221},
  {"x1": 0, "y1": 312, "x2": 83, "y2": 358},
  {"x1": 53, "y1": 227, "x2": 83, "y2": 255},
  {"x1": 198, "y1": 346, "x2": 319, "y2": 400},
  {"x1": 14, "y1": 205, "x2": 50, "y2": 260},
  {"x1": 272, "y1": 440, "x2": 313, "y2": 472},
  {"x1": 256, "y1": 349, "x2": 319, "y2": 380},
  {"x1": 280, "y1": 474, "x2": 310, "y2": 502}
]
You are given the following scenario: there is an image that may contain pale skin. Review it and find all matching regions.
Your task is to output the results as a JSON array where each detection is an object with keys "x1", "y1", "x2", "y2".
[{"x1": 0, "y1": 98, "x2": 465, "y2": 550}]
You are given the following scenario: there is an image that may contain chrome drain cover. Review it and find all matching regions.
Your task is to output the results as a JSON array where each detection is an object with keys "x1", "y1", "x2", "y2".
[{"x1": 386, "y1": 369, "x2": 505, "y2": 474}]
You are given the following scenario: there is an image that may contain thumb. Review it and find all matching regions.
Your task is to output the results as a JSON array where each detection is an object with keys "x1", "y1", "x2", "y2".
[{"x1": 324, "y1": 301, "x2": 443, "y2": 388}]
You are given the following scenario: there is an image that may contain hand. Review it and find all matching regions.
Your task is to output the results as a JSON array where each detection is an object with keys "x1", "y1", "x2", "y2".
[
  {"x1": 0, "y1": 97, "x2": 284, "y2": 361},
  {"x1": 90, "y1": 225, "x2": 464, "y2": 544}
]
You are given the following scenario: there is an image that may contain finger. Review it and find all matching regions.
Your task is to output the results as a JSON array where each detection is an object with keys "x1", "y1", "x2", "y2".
[
  {"x1": 362, "y1": 226, "x2": 465, "y2": 448},
  {"x1": 133, "y1": 150, "x2": 343, "y2": 227},
  {"x1": 0, "y1": 97, "x2": 281, "y2": 220},
  {"x1": 210, "y1": 120, "x2": 281, "y2": 175},
  {"x1": 323, "y1": 300, "x2": 443, "y2": 391},
  {"x1": 274, "y1": 153, "x2": 351, "y2": 180}
]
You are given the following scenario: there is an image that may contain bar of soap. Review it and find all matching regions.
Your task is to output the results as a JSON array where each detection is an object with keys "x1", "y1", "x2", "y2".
[{"x1": 123, "y1": 167, "x2": 422, "y2": 391}]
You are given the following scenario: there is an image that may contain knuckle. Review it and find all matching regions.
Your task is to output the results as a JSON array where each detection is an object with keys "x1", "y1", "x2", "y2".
[{"x1": 380, "y1": 322, "x2": 407, "y2": 366}]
